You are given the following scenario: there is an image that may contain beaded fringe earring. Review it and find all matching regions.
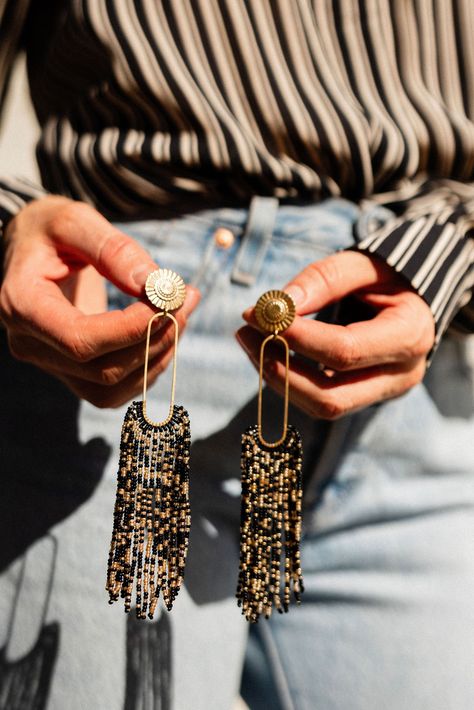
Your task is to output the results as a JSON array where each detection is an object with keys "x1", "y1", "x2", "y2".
[
  {"x1": 237, "y1": 290, "x2": 304, "y2": 623},
  {"x1": 106, "y1": 269, "x2": 191, "y2": 620}
]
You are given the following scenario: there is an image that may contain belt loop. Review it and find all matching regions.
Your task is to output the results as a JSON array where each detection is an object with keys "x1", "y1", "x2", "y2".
[{"x1": 231, "y1": 196, "x2": 279, "y2": 286}]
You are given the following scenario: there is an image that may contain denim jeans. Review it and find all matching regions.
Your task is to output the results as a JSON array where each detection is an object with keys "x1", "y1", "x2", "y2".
[{"x1": 0, "y1": 198, "x2": 473, "y2": 710}]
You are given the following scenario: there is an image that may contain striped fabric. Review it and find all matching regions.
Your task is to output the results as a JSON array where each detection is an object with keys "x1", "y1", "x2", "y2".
[{"x1": 1, "y1": 0, "x2": 474, "y2": 343}]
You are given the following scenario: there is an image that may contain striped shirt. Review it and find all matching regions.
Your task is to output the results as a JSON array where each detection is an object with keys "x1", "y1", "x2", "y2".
[{"x1": 1, "y1": 0, "x2": 474, "y2": 344}]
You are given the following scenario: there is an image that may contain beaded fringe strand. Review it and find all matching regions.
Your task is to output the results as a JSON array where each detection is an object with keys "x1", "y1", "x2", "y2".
[
  {"x1": 106, "y1": 401, "x2": 191, "y2": 619},
  {"x1": 237, "y1": 424, "x2": 304, "y2": 623}
]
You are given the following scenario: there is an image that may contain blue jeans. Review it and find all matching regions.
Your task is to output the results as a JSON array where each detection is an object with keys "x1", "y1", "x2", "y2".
[{"x1": 0, "y1": 198, "x2": 473, "y2": 710}]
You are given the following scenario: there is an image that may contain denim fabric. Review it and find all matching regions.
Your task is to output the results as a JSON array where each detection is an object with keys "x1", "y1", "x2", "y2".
[{"x1": 0, "y1": 198, "x2": 473, "y2": 710}]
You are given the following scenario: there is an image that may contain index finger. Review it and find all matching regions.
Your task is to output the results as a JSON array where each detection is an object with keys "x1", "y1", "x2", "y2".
[
  {"x1": 282, "y1": 251, "x2": 395, "y2": 315},
  {"x1": 243, "y1": 292, "x2": 433, "y2": 371},
  {"x1": 24, "y1": 279, "x2": 200, "y2": 361}
]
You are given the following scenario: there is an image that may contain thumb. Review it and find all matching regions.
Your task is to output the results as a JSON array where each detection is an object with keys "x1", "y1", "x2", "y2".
[
  {"x1": 283, "y1": 250, "x2": 389, "y2": 314},
  {"x1": 49, "y1": 201, "x2": 159, "y2": 296}
]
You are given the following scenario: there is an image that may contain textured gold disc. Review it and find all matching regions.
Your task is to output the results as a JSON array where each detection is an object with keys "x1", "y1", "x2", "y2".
[
  {"x1": 254, "y1": 290, "x2": 296, "y2": 333},
  {"x1": 145, "y1": 269, "x2": 186, "y2": 311}
]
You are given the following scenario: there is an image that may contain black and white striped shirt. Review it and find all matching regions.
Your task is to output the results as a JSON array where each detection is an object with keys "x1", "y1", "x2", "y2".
[{"x1": 1, "y1": 0, "x2": 474, "y2": 344}]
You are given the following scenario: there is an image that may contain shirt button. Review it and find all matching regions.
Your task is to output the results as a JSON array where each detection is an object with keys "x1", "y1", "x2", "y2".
[{"x1": 213, "y1": 227, "x2": 235, "y2": 249}]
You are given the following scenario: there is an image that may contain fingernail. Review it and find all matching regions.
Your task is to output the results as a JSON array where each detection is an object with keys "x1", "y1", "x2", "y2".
[
  {"x1": 285, "y1": 284, "x2": 306, "y2": 306},
  {"x1": 132, "y1": 264, "x2": 156, "y2": 289},
  {"x1": 235, "y1": 330, "x2": 248, "y2": 349},
  {"x1": 236, "y1": 333, "x2": 258, "y2": 366},
  {"x1": 241, "y1": 307, "x2": 252, "y2": 321},
  {"x1": 235, "y1": 330, "x2": 254, "y2": 357}
]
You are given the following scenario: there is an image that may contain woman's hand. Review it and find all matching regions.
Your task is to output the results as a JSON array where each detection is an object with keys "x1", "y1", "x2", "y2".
[
  {"x1": 0, "y1": 196, "x2": 200, "y2": 407},
  {"x1": 237, "y1": 251, "x2": 435, "y2": 419}
]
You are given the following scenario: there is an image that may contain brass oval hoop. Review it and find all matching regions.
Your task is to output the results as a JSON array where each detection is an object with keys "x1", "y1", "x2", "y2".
[
  {"x1": 257, "y1": 333, "x2": 290, "y2": 448},
  {"x1": 142, "y1": 311, "x2": 179, "y2": 427}
]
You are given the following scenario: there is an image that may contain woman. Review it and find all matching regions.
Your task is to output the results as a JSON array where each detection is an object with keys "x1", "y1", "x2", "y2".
[{"x1": 0, "y1": 2, "x2": 473, "y2": 709}]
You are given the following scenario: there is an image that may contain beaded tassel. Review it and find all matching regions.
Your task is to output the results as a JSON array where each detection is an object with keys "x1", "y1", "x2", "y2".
[
  {"x1": 106, "y1": 268, "x2": 191, "y2": 619},
  {"x1": 237, "y1": 288, "x2": 304, "y2": 623},
  {"x1": 106, "y1": 401, "x2": 191, "y2": 620},
  {"x1": 237, "y1": 424, "x2": 304, "y2": 623}
]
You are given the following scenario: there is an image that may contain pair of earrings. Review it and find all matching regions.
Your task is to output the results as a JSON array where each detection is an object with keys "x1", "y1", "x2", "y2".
[{"x1": 106, "y1": 269, "x2": 304, "y2": 623}]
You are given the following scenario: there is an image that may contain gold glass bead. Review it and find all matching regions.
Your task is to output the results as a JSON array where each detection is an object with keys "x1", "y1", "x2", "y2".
[
  {"x1": 254, "y1": 290, "x2": 296, "y2": 333},
  {"x1": 145, "y1": 268, "x2": 186, "y2": 311}
]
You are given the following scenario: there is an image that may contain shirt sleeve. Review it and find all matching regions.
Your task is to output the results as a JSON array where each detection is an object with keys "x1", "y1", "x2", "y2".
[
  {"x1": 0, "y1": 0, "x2": 47, "y2": 239},
  {"x1": 354, "y1": 179, "x2": 474, "y2": 350}
]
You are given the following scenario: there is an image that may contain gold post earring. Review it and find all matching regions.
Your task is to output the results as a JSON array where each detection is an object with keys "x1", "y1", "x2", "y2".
[
  {"x1": 106, "y1": 269, "x2": 191, "y2": 620},
  {"x1": 237, "y1": 290, "x2": 304, "y2": 623}
]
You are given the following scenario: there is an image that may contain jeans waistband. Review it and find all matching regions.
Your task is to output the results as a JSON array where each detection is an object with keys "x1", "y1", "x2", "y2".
[{"x1": 116, "y1": 196, "x2": 378, "y2": 289}]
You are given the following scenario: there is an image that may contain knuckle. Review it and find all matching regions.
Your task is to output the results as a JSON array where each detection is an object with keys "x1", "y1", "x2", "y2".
[
  {"x1": 402, "y1": 296, "x2": 435, "y2": 359},
  {"x1": 65, "y1": 330, "x2": 95, "y2": 362},
  {"x1": 331, "y1": 331, "x2": 360, "y2": 370},
  {"x1": 0, "y1": 300, "x2": 12, "y2": 326},
  {"x1": 404, "y1": 342, "x2": 421, "y2": 360},
  {"x1": 318, "y1": 392, "x2": 346, "y2": 420},
  {"x1": 0, "y1": 289, "x2": 9, "y2": 321},
  {"x1": 402, "y1": 338, "x2": 426, "y2": 363},
  {"x1": 0, "y1": 284, "x2": 21, "y2": 324},
  {"x1": 49, "y1": 201, "x2": 93, "y2": 237},
  {"x1": 309, "y1": 256, "x2": 341, "y2": 293},
  {"x1": 407, "y1": 360, "x2": 427, "y2": 388},
  {"x1": 414, "y1": 327, "x2": 434, "y2": 359},
  {"x1": 403, "y1": 325, "x2": 432, "y2": 360},
  {"x1": 97, "y1": 232, "x2": 138, "y2": 269},
  {"x1": 126, "y1": 316, "x2": 149, "y2": 345},
  {"x1": 99, "y1": 366, "x2": 123, "y2": 386}
]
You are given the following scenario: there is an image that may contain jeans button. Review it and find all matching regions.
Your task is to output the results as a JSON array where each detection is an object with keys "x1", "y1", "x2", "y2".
[{"x1": 213, "y1": 227, "x2": 235, "y2": 249}]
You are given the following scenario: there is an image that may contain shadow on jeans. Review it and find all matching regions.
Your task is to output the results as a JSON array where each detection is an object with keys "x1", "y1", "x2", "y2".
[
  {"x1": 0, "y1": 536, "x2": 59, "y2": 710},
  {"x1": 0, "y1": 331, "x2": 110, "y2": 573}
]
